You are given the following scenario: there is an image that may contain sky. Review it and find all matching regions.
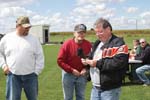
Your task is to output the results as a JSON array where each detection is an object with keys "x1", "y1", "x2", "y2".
[{"x1": 0, "y1": 0, "x2": 150, "y2": 33}]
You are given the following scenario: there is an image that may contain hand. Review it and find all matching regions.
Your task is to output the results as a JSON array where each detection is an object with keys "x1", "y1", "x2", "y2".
[
  {"x1": 86, "y1": 59, "x2": 97, "y2": 67},
  {"x1": 81, "y1": 58, "x2": 88, "y2": 65},
  {"x1": 132, "y1": 56, "x2": 135, "y2": 60},
  {"x1": 72, "y1": 69, "x2": 80, "y2": 76},
  {"x1": 80, "y1": 68, "x2": 86, "y2": 76},
  {"x1": 130, "y1": 54, "x2": 135, "y2": 60},
  {"x1": 3, "y1": 65, "x2": 10, "y2": 75}
]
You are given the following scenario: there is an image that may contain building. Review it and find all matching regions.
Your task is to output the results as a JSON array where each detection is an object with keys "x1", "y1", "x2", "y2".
[{"x1": 29, "y1": 25, "x2": 50, "y2": 44}]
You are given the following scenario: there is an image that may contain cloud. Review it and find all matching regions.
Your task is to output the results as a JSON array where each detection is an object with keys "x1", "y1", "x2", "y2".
[
  {"x1": 69, "y1": 1, "x2": 115, "y2": 30},
  {"x1": 140, "y1": 11, "x2": 150, "y2": 18},
  {"x1": 72, "y1": 3, "x2": 106, "y2": 16},
  {"x1": 31, "y1": 12, "x2": 68, "y2": 32},
  {"x1": 110, "y1": 0, "x2": 125, "y2": 3},
  {"x1": 76, "y1": 0, "x2": 125, "y2": 5},
  {"x1": 0, "y1": 6, "x2": 35, "y2": 18},
  {"x1": 139, "y1": 11, "x2": 150, "y2": 28},
  {"x1": 0, "y1": 0, "x2": 117, "y2": 32},
  {"x1": 0, "y1": 0, "x2": 36, "y2": 7},
  {"x1": 0, "y1": 0, "x2": 149, "y2": 33},
  {"x1": 77, "y1": 0, "x2": 106, "y2": 5},
  {"x1": 110, "y1": 15, "x2": 150, "y2": 30},
  {"x1": 0, "y1": 6, "x2": 36, "y2": 33},
  {"x1": 126, "y1": 7, "x2": 138, "y2": 13}
]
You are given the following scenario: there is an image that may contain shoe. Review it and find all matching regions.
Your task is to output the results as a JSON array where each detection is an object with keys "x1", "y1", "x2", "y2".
[{"x1": 143, "y1": 84, "x2": 150, "y2": 86}]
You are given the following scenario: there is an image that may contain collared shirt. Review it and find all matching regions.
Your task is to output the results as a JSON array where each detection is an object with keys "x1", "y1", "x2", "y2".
[{"x1": 0, "y1": 31, "x2": 44, "y2": 75}]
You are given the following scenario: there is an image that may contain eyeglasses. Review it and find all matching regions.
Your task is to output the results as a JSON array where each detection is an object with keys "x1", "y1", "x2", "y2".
[{"x1": 94, "y1": 28, "x2": 105, "y2": 35}]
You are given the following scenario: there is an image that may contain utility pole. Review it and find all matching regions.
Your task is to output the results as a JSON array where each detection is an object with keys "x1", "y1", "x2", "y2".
[{"x1": 135, "y1": 19, "x2": 138, "y2": 30}]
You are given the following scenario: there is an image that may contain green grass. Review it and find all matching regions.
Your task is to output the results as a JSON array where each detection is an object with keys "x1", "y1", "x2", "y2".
[
  {"x1": 1, "y1": 33, "x2": 150, "y2": 100},
  {"x1": 121, "y1": 85, "x2": 150, "y2": 100}
]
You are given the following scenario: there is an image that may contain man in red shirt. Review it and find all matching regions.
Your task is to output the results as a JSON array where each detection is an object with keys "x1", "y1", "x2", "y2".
[{"x1": 57, "y1": 24, "x2": 92, "y2": 100}]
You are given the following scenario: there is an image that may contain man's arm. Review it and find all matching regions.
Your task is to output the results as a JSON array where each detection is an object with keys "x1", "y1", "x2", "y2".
[{"x1": 34, "y1": 40, "x2": 44, "y2": 75}]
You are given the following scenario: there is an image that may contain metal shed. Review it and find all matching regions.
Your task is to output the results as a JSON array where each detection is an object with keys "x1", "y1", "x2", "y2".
[{"x1": 29, "y1": 25, "x2": 50, "y2": 44}]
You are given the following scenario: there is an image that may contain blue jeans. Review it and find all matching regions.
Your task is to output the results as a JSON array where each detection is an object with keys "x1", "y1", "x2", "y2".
[
  {"x1": 62, "y1": 70, "x2": 87, "y2": 100},
  {"x1": 136, "y1": 64, "x2": 150, "y2": 84},
  {"x1": 90, "y1": 86, "x2": 121, "y2": 100},
  {"x1": 6, "y1": 72, "x2": 38, "y2": 100}
]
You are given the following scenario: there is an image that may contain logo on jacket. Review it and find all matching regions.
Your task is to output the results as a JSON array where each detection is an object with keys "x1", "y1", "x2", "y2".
[{"x1": 102, "y1": 45, "x2": 128, "y2": 58}]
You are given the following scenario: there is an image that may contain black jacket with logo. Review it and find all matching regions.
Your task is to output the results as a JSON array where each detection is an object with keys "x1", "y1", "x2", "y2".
[{"x1": 89, "y1": 34, "x2": 129, "y2": 90}]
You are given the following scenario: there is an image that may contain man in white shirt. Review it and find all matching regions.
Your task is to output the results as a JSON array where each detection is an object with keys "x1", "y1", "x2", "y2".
[{"x1": 0, "y1": 16, "x2": 44, "y2": 100}]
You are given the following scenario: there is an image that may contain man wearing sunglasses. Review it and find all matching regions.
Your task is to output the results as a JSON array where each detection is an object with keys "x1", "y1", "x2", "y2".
[{"x1": 135, "y1": 38, "x2": 150, "y2": 86}]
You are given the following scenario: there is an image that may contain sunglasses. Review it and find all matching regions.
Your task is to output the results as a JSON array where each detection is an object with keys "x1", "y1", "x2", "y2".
[{"x1": 140, "y1": 42, "x2": 145, "y2": 44}]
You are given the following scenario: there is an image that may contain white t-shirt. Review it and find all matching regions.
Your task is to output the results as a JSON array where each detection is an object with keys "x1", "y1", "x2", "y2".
[
  {"x1": 90, "y1": 42, "x2": 104, "y2": 87},
  {"x1": 0, "y1": 31, "x2": 44, "y2": 75}
]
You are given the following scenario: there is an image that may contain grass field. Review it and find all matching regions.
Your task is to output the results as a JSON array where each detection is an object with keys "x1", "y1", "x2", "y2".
[{"x1": 1, "y1": 33, "x2": 150, "y2": 100}]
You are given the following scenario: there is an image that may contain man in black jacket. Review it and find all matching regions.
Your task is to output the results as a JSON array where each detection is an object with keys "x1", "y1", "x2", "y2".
[
  {"x1": 135, "y1": 38, "x2": 150, "y2": 86},
  {"x1": 81, "y1": 18, "x2": 129, "y2": 100}
]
